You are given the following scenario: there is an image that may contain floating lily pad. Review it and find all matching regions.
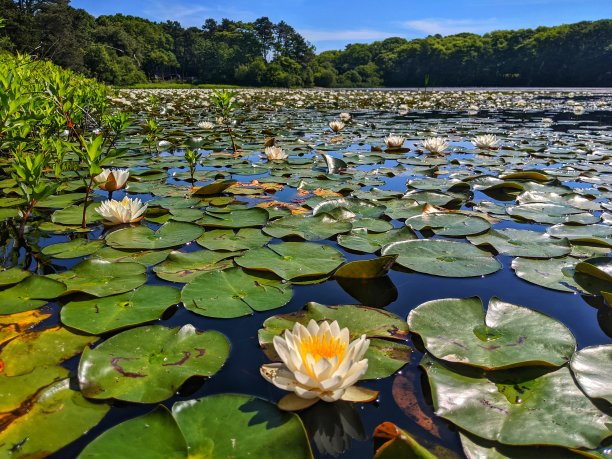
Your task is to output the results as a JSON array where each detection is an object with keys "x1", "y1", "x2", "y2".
[
  {"x1": 41, "y1": 239, "x2": 105, "y2": 259},
  {"x1": 105, "y1": 221, "x2": 203, "y2": 250},
  {"x1": 408, "y1": 297, "x2": 576, "y2": 369},
  {"x1": 0, "y1": 326, "x2": 96, "y2": 376},
  {"x1": 507, "y1": 203, "x2": 598, "y2": 225},
  {"x1": 181, "y1": 267, "x2": 292, "y2": 318},
  {"x1": 172, "y1": 394, "x2": 313, "y2": 459},
  {"x1": 337, "y1": 227, "x2": 417, "y2": 253},
  {"x1": 334, "y1": 256, "x2": 397, "y2": 279},
  {"x1": 93, "y1": 247, "x2": 172, "y2": 266},
  {"x1": 236, "y1": 242, "x2": 345, "y2": 280},
  {"x1": 0, "y1": 365, "x2": 69, "y2": 412},
  {"x1": 511, "y1": 257, "x2": 586, "y2": 293},
  {"x1": 78, "y1": 406, "x2": 188, "y2": 459},
  {"x1": 264, "y1": 214, "x2": 352, "y2": 240},
  {"x1": 49, "y1": 259, "x2": 147, "y2": 297},
  {"x1": 51, "y1": 203, "x2": 102, "y2": 225},
  {"x1": 373, "y1": 422, "x2": 437, "y2": 459},
  {"x1": 259, "y1": 302, "x2": 410, "y2": 379},
  {"x1": 0, "y1": 379, "x2": 109, "y2": 458},
  {"x1": 192, "y1": 179, "x2": 236, "y2": 196},
  {"x1": 61, "y1": 286, "x2": 180, "y2": 334},
  {"x1": 421, "y1": 354, "x2": 611, "y2": 449},
  {"x1": 381, "y1": 239, "x2": 501, "y2": 277},
  {"x1": 570, "y1": 345, "x2": 612, "y2": 403},
  {"x1": 0, "y1": 275, "x2": 67, "y2": 314},
  {"x1": 468, "y1": 229, "x2": 571, "y2": 258},
  {"x1": 0, "y1": 267, "x2": 30, "y2": 287},
  {"x1": 547, "y1": 224, "x2": 612, "y2": 240},
  {"x1": 459, "y1": 432, "x2": 583, "y2": 459},
  {"x1": 311, "y1": 198, "x2": 385, "y2": 218},
  {"x1": 405, "y1": 212, "x2": 490, "y2": 236},
  {"x1": 198, "y1": 207, "x2": 268, "y2": 228},
  {"x1": 196, "y1": 228, "x2": 271, "y2": 251},
  {"x1": 153, "y1": 250, "x2": 239, "y2": 283},
  {"x1": 575, "y1": 257, "x2": 612, "y2": 282},
  {"x1": 79, "y1": 324, "x2": 229, "y2": 403}
]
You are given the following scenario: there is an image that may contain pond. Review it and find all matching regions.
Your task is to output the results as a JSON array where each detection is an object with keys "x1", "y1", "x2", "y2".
[{"x1": 1, "y1": 88, "x2": 611, "y2": 458}]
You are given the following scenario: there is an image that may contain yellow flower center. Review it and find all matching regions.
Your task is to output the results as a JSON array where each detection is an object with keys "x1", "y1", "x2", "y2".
[
  {"x1": 121, "y1": 197, "x2": 129, "y2": 207},
  {"x1": 299, "y1": 335, "x2": 346, "y2": 364}
]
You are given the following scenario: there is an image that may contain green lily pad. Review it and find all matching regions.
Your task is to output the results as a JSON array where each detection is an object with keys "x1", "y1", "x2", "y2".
[
  {"x1": 51, "y1": 202, "x2": 103, "y2": 225},
  {"x1": 459, "y1": 432, "x2": 583, "y2": 459},
  {"x1": 198, "y1": 207, "x2": 268, "y2": 228},
  {"x1": 311, "y1": 198, "x2": 386, "y2": 218},
  {"x1": 105, "y1": 221, "x2": 203, "y2": 250},
  {"x1": 547, "y1": 224, "x2": 612, "y2": 240},
  {"x1": 337, "y1": 227, "x2": 417, "y2": 253},
  {"x1": 421, "y1": 354, "x2": 611, "y2": 449},
  {"x1": 172, "y1": 393, "x2": 313, "y2": 459},
  {"x1": 263, "y1": 214, "x2": 352, "y2": 241},
  {"x1": 0, "y1": 268, "x2": 32, "y2": 287},
  {"x1": 468, "y1": 229, "x2": 571, "y2": 258},
  {"x1": 236, "y1": 242, "x2": 345, "y2": 280},
  {"x1": 381, "y1": 239, "x2": 501, "y2": 277},
  {"x1": 511, "y1": 257, "x2": 587, "y2": 293},
  {"x1": 41, "y1": 239, "x2": 105, "y2": 259},
  {"x1": 575, "y1": 257, "x2": 612, "y2": 282},
  {"x1": 79, "y1": 324, "x2": 229, "y2": 403},
  {"x1": 196, "y1": 228, "x2": 271, "y2": 251},
  {"x1": 92, "y1": 247, "x2": 171, "y2": 266},
  {"x1": 0, "y1": 275, "x2": 67, "y2": 314},
  {"x1": 570, "y1": 345, "x2": 612, "y2": 403},
  {"x1": 405, "y1": 212, "x2": 491, "y2": 236},
  {"x1": 0, "y1": 365, "x2": 69, "y2": 412},
  {"x1": 0, "y1": 379, "x2": 109, "y2": 458},
  {"x1": 181, "y1": 267, "x2": 292, "y2": 318},
  {"x1": 0, "y1": 326, "x2": 96, "y2": 376},
  {"x1": 334, "y1": 256, "x2": 397, "y2": 279},
  {"x1": 78, "y1": 406, "x2": 188, "y2": 459},
  {"x1": 408, "y1": 297, "x2": 576, "y2": 369},
  {"x1": 49, "y1": 259, "x2": 147, "y2": 297},
  {"x1": 507, "y1": 203, "x2": 598, "y2": 225},
  {"x1": 192, "y1": 179, "x2": 236, "y2": 196},
  {"x1": 153, "y1": 249, "x2": 239, "y2": 283},
  {"x1": 61, "y1": 286, "x2": 180, "y2": 334},
  {"x1": 259, "y1": 302, "x2": 411, "y2": 379},
  {"x1": 374, "y1": 422, "x2": 437, "y2": 459}
]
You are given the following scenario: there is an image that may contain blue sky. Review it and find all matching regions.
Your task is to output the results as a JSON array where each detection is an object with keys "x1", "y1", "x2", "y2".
[{"x1": 70, "y1": 0, "x2": 611, "y2": 51}]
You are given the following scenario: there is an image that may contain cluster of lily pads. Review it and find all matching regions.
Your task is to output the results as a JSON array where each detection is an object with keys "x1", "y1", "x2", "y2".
[{"x1": 0, "y1": 83, "x2": 611, "y2": 458}]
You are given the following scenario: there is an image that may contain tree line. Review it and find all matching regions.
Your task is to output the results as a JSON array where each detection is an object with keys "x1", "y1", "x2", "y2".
[{"x1": 1, "y1": 0, "x2": 610, "y2": 87}]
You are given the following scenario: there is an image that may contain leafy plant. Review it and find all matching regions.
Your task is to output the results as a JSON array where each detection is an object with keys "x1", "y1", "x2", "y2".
[{"x1": 211, "y1": 89, "x2": 239, "y2": 153}]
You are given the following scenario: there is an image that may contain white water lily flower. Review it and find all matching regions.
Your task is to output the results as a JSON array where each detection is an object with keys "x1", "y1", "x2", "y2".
[
  {"x1": 384, "y1": 135, "x2": 405, "y2": 149},
  {"x1": 261, "y1": 320, "x2": 376, "y2": 410},
  {"x1": 422, "y1": 137, "x2": 449, "y2": 154},
  {"x1": 472, "y1": 134, "x2": 499, "y2": 150},
  {"x1": 339, "y1": 112, "x2": 351, "y2": 122},
  {"x1": 197, "y1": 121, "x2": 215, "y2": 129},
  {"x1": 158, "y1": 140, "x2": 172, "y2": 150},
  {"x1": 264, "y1": 146, "x2": 287, "y2": 161},
  {"x1": 93, "y1": 168, "x2": 129, "y2": 192},
  {"x1": 95, "y1": 197, "x2": 148, "y2": 225},
  {"x1": 329, "y1": 121, "x2": 345, "y2": 132}
]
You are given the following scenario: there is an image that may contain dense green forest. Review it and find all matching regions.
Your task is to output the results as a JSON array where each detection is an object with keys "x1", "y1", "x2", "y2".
[{"x1": 1, "y1": 0, "x2": 611, "y2": 87}]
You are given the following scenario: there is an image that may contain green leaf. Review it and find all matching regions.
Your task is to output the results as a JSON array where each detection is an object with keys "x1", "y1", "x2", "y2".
[
  {"x1": 405, "y1": 212, "x2": 491, "y2": 236},
  {"x1": 153, "y1": 249, "x2": 239, "y2": 283},
  {"x1": 49, "y1": 259, "x2": 146, "y2": 297},
  {"x1": 511, "y1": 257, "x2": 587, "y2": 293},
  {"x1": 259, "y1": 302, "x2": 410, "y2": 379},
  {"x1": 263, "y1": 213, "x2": 352, "y2": 241},
  {"x1": 0, "y1": 379, "x2": 109, "y2": 458},
  {"x1": 92, "y1": 247, "x2": 171, "y2": 266},
  {"x1": 570, "y1": 345, "x2": 612, "y2": 403},
  {"x1": 0, "y1": 275, "x2": 66, "y2": 314},
  {"x1": 382, "y1": 239, "x2": 501, "y2": 277},
  {"x1": 198, "y1": 207, "x2": 268, "y2": 228},
  {"x1": 337, "y1": 227, "x2": 417, "y2": 253},
  {"x1": 236, "y1": 242, "x2": 345, "y2": 280},
  {"x1": 61, "y1": 286, "x2": 180, "y2": 334},
  {"x1": 181, "y1": 267, "x2": 292, "y2": 318},
  {"x1": 51, "y1": 202, "x2": 102, "y2": 225},
  {"x1": 197, "y1": 228, "x2": 271, "y2": 251},
  {"x1": 0, "y1": 365, "x2": 69, "y2": 412},
  {"x1": 459, "y1": 432, "x2": 583, "y2": 459},
  {"x1": 421, "y1": 354, "x2": 611, "y2": 449},
  {"x1": 468, "y1": 229, "x2": 571, "y2": 258},
  {"x1": 172, "y1": 393, "x2": 313, "y2": 459},
  {"x1": 408, "y1": 297, "x2": 576, "y2": 369},
  {"x1": 41, "y1": 239, "x2": 105, "y2": 259},
  {"x1": 78, "y1": 406, "x2": 187, "y2": 459},
  {"x1": 0, "y1": 326, "x2": 96, "y2": 376},
  {"x1": 78, "y1": 324, "x2": 229, "y2": 403},
  {"x1": 334, "y1": 256, "x2": 397, "y2": 279},
  {"x1": 0, "y1": 268, "x2": 31, "y2": 288},
  {"x1": 105, "y1": 221, "x2": 204, "y2": 250},
  {"x1": 373, "y1": 422, "x2": 437, "y2": 459}
]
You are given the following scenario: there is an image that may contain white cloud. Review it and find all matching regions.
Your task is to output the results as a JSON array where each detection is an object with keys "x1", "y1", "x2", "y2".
[
  {"x1": 400, "y1": 18, "x2": 501, "y2": 36},
  {"x1": 299, "y1": 28, "x2": 398, "y2": 42}
]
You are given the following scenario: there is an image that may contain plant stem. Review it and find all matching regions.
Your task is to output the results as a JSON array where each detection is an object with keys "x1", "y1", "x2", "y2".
[{"x1": 81, "y1": 177, "x2": 94, "y2": 228}]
